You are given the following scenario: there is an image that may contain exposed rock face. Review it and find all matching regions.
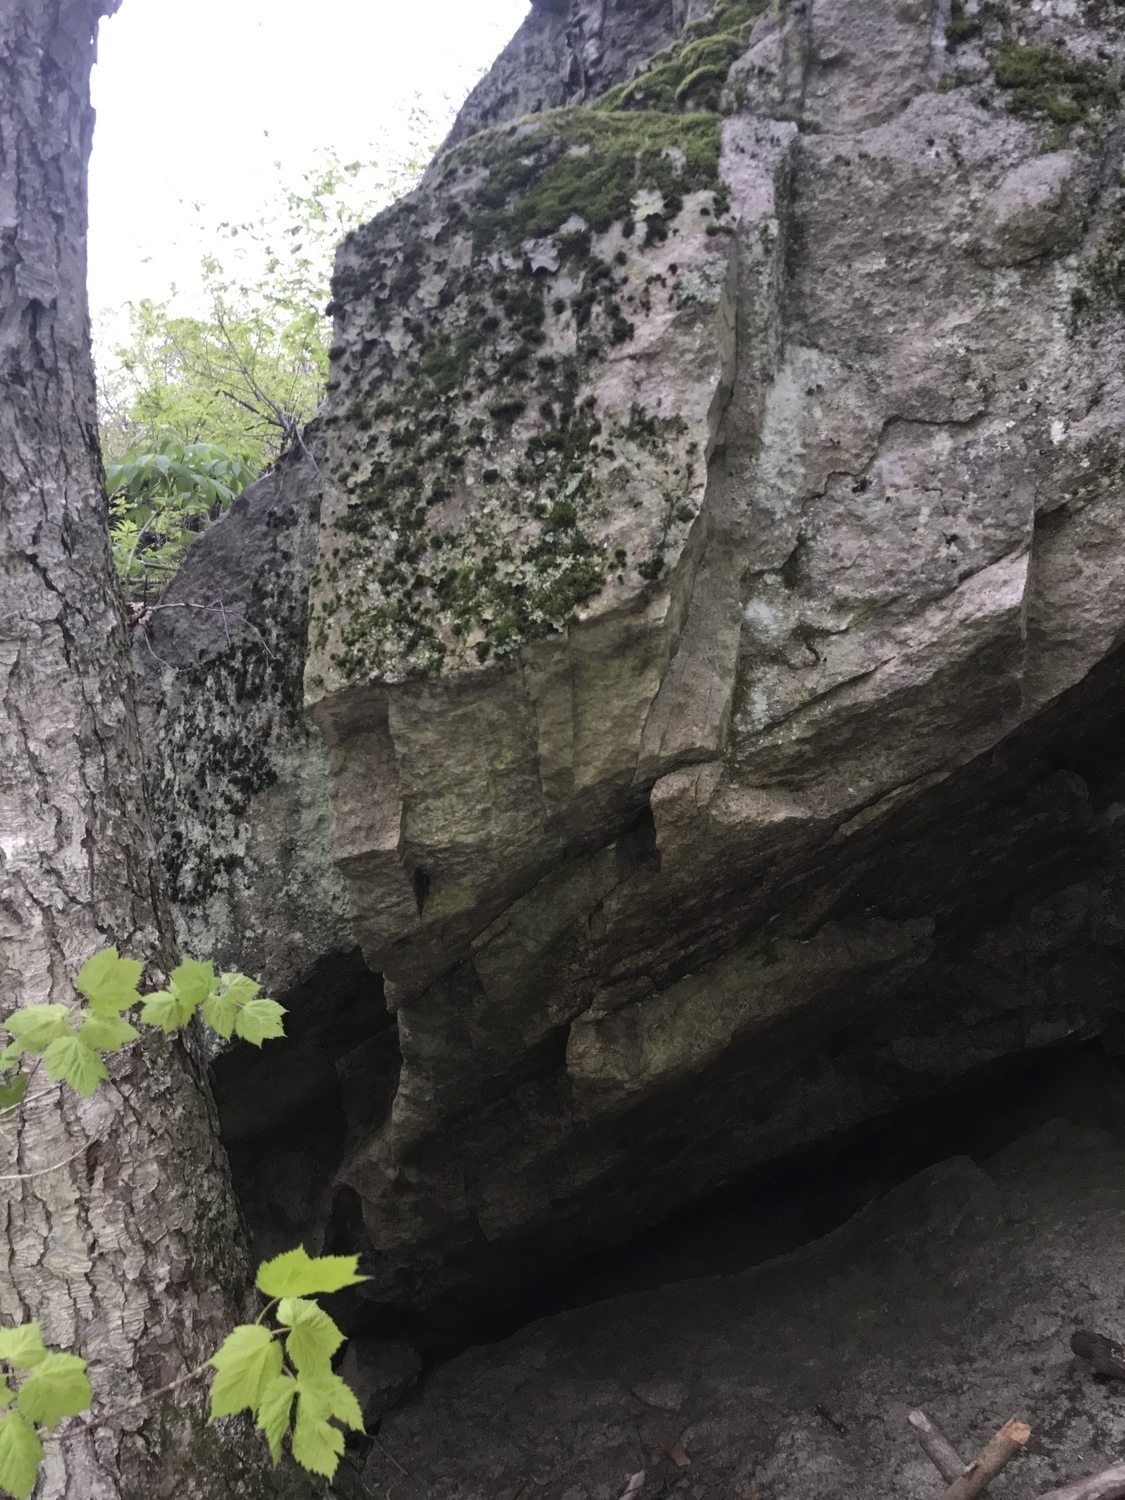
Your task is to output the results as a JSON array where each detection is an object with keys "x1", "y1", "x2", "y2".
[
  {"x1": 149, "y1": 0, "x2": 1125, "y2": 1331},
  {"x1": 371, "y1": 1110, "x2": 1125, "y2": 1497},
  {"x1": 133, "y1": 445, "x2": 351, "y2": 999},
  {"x1": 132, "y1": 448, "x2": 394, "y2": 1261},
  {"x1": 293, "y1": 0, "x2": 1125, "y2": 1325}
]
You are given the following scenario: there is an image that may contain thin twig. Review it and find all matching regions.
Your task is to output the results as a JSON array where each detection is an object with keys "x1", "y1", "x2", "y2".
[
  {"x1": 145, "y1": 602, "x2": 277, "y2": 661},
  {"x1": 369, "y1": 1434, "x2": 408, "y2": 1477},
  {"x1": 0, "y1": 1087, "x2": 58, "y2": 1120},
  {"x1": 0, "y1": 1144, "x2": 87, "y2": 1182},
  {"x1": 49, "y1": 1359, "x2": 213, "y2": 1437}
]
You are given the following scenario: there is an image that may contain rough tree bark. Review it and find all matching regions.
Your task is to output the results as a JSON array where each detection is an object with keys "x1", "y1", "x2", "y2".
[{"x1": 0, "y1": 3, "x2": 311, "y2": 1496}]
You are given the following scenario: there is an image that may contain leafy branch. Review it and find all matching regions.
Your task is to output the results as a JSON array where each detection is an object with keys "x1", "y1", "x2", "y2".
[
  {"x1": 0, "y1": 948, "x2": 285, "y2": 1104},
  {"x1": 209, "y1": 1248, "x2": 369, "y2": 1477}
]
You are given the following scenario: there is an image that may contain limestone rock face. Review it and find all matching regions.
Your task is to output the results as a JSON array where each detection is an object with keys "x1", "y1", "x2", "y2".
[{"x1": 150, "y1": 0, "x2": 1125, "y2": 1328}]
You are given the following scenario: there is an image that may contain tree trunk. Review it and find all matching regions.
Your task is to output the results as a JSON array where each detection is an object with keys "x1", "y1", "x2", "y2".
[{"x1": 0, "y1": 3, "x2": 308, "y2": 1496}]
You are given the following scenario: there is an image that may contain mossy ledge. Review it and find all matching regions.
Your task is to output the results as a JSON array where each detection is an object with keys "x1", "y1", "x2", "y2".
[
  {"x1": 993, "y1": 40, "x2": 1118, "y2": 127},
  {"x1": 598, "y1": 0, "x2": 770, "y2": 114}
]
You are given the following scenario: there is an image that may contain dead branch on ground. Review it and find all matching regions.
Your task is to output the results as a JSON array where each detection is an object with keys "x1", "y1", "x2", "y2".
[{"x1": 908, "y1": 1407, "x2": 1125, "y2": 1500}]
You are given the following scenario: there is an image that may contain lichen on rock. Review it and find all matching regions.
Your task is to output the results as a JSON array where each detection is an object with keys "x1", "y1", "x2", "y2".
[{"x1": 308, "y1": 105, "x2": 739, "y2": 689}]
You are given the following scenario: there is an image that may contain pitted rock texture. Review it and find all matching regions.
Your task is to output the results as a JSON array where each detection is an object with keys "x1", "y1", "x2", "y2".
[
  {"x1": 133, "y1": 448, "x2": 394, "y2": 1266},
  {"x1": 148, "y1": 0, "x2": 1125, "y2": 1330},
  {"x1": 369, "y1": 1114, "x2": 1125, "y2": 1499},
  {"x1": 308, "y1": 107, "x2": 793, "y2": 995}
]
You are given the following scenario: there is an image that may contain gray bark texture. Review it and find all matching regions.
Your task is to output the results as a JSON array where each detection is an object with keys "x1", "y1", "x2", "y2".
[{"x1": 0, "y1": 3, "x2": 315, "y2": 1496}]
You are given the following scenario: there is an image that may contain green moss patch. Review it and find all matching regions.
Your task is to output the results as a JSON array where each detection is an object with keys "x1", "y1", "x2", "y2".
[
  {"x1": 945, "y1": 0, "x2": 983, "y2": 46},
  {"x1": 468, "y1": 110, "x2": 725, "y2": 253},
  {"x1": 993, "y1": 42, "x2": 1118, "y2": 125},
  {"x1": 313, "y1": 3, "x2": 749, "y2": 683},
  {"x1": 598, "y1": 0, "x2": 769, "y2": 113}
]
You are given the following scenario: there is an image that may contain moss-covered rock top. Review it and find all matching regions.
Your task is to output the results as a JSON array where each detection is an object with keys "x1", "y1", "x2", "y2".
[
  {"x1": 599, "y1": 0, "x2": 770, "y2": 113},
  {"x1": 308, "y1": 102, "x2": 742, "y2": 690}
]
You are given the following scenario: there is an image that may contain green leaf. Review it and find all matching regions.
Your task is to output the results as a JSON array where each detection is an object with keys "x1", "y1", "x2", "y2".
[
  {"x1": 76, "y1": 947, "x2": 143, "y2": 1015},
  {"x1": 16, "y1": 1353, "x2": 91, "y2": 1429},
  {"x1": 0, "y1": 1327, "x2": 45, "y2": 1371},
  {"x1": 220, "y1": 973, "x2": 260, "y2": 1005},
  {"x1": 0, "y1": 1076, "x2": 27, "y2": 1112},
  {"x1": 203, "y1": 972, "x2": 264, "y2": 1040},
  {"x1": 256, "y1": 1247, "x2": 368, "y2": 1299},
  {"x1": 0, "y1": 1412, "x2": 43, "y2": 1500},
  {"x1": 41, "y1": 1035, "x2": 109, "y2": 1097},
  {"x1": 233, "y1": 997, "x2": 287, "y2": 1047},
  {"x1": 297, "y1": 1368, "x2": 363, "y2": 1432},
  {"x1": 277, "y1": 1299, "x2": 344, "y2": 1374},
  {"x1": 290, "y1": 1398, "x2": 345, "y2": 1479},
  {"x1": 138, "y1": 990, "x2": 192, "y2": 1034},
  {"x1": 256, "y1": 1373, "x2": 297, "y2": 1464},
  {"x1": 208, "y1": 1325, "x2": 282, "y2": 1420},
  {"x1": 287, "y1": 1367, "x2": 364, "y2": 1477},
  {"x1": 0, "y1": 1377, "x2": 10, "y2": 1409},
  {"x1": 200, "y1": 992, "x2": 238, "y2": 1040},
  {"x1": 169, "y1": 958, "x2": 215, "y2": 1009},
  {"x1": 79, "y1": 1012, "x2": 139, "y2": 1054},
  {"x1": 3, "y1": 1006, "x2": 73, "y2": 1052}
]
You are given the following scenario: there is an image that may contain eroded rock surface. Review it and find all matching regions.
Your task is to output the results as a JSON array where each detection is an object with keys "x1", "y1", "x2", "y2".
[
  {"x1": 133, "y1": 446, "x2": 352, "y2": 998},
  {"x1": 132, "y1": 448, "x2": 393, "y2": 1263}
]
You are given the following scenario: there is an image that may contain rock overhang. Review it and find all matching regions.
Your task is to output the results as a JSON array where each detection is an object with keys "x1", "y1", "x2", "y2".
[{"x1": 143, "y1": 0, "x2": 1125, "y2": 1329}]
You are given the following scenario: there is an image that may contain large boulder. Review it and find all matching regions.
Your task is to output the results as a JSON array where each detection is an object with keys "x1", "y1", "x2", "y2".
[
  {"x1": 299, "y1": 0, "x2": 1125, "y2": 1325},
  {"x1": 145, "y1": 0, "x2": 1125, "y2": 1331}
]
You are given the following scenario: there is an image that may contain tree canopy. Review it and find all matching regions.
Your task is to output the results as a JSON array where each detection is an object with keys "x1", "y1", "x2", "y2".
[{"x1": 100, "y1": 125, "x2": 437, "y2": 595}]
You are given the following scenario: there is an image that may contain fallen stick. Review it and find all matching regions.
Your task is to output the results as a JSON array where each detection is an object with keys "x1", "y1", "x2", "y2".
[
  {"x1": 942, "y1": 1418, "x2": 1031, "y2": 1500},
  {"x1": 1034, "y1": 1463, "x2": 1125, "y2": 1500},
  {"x1": 1071, "y1": 1330, "x2": 1125, "y2": 1380},
  {"x1": 908, "y1": 1410, "x2": 968, "y2": 1484}
]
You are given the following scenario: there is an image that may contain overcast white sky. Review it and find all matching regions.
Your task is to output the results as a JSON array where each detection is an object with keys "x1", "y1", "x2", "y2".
[{"x1": 88, "y1": 0, "x2": 529, "y2": 322}]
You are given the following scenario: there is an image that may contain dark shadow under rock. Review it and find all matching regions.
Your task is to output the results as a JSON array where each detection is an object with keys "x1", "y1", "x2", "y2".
[{"x1": 371, "y1": 1105, "x2": 1125, "y2": 1498}]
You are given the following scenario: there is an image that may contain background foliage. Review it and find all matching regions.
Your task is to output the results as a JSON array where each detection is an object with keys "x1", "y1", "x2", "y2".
[{"x1": 99, "y1": 121, "x2": 439, "y2": 596}]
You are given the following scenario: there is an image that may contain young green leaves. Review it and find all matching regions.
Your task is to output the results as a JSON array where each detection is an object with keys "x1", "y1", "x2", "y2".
[
  {"x1": 255, "y1": 1247, "x2": 370, "y2": 1299},
  {"x1": 141, "y1": 960, "x2": 286, "y2": 1046},
  {"x1": 208, "y1": 1249, "x2": 368, "y2": 1479},
  {"x1": 0, "y1": 947, "x2": 286, "y2": 1103},
  {"x1": 0, "y1": 947, "x2": 143, "y2": 1098},
  {"x1": 0, "y1": 1324, "x2": 91, "y2": 1500}
]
